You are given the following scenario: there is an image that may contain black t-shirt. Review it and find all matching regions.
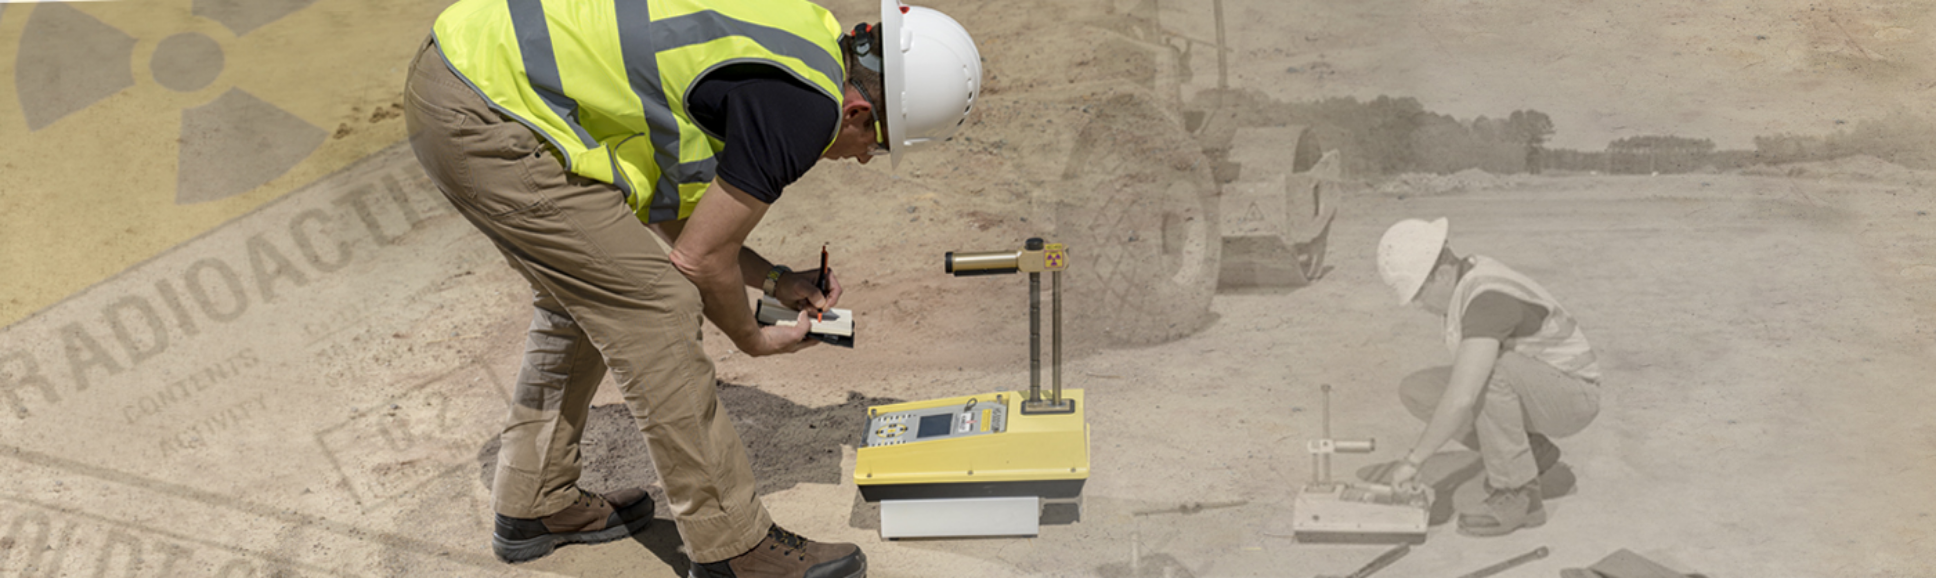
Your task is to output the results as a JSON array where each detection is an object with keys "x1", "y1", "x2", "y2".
[{"x1": 685, "y1": 64, "x2": 840, "y2": 204}]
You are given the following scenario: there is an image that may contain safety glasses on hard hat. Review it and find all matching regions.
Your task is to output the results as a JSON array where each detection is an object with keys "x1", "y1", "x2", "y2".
[{"x1": 849, "y1": 23, "x2": 889, "y2": 157}]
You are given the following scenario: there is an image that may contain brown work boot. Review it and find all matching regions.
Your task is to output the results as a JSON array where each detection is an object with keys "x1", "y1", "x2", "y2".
[
  {"x1": 492, "y1": 488, "x2": 655, "y2": 562},
  {"x1": 688, "y1": 525, "x2": 866, "y2": 578},
  {"x1": 1456, "y1": 478, "x2": 1545, "y2": 537}
]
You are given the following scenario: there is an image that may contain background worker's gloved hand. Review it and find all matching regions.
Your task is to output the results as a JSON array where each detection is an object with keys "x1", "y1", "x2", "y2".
[
  {"x1": 1359, "y1": 459, "x2": 1421, "y2": 486},
  {"x1": 775, "y1": 268, "x2": 842, "y2": 313},
  {"x1": 1391, "y1": 479, "x2": 1430, "y2": 498}
]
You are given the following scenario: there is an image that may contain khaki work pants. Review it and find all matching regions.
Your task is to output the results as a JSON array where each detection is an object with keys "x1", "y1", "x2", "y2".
[
  {"x1": 1401, "y1": 352, "x2": 1600, "y2": 490},
  {"x1": 403, "y1": 38, "x2": 769, "y2": 563}
]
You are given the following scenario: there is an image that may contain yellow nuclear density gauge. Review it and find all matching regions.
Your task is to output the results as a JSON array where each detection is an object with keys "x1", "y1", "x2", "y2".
[
  {"x1": 854, "y1": 389, "x2": 1089, "y2": 538},
  {"x1": 853, "y1": 239, "x2": 1090, "y2": 539},
  {"x1": 856, "y1": 389, "x2": 1089, "y2": 489}
]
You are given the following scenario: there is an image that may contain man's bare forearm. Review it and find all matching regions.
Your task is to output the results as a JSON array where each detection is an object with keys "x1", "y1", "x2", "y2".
[
  {"x1": 1406, "y1": 337, "x2": 1501, "y2": 464},
  {"x1": 667, "y1": 178, "x2": 786, "y2": 354},
  {"x1": 687, "y1": 253, "x2": 764, "y2": 347},
  {"x1": 656, "y1": 220, "x2": 771, "y2": 290},
  {"x1": 738, "y1": 246, "x2": 774, "y2": 288}
]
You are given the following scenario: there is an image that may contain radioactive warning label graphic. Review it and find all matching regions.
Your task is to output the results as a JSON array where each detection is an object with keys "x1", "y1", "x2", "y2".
[
  {"x1": 1, "y1": 0, "x2": 446, "y2": 327},
  {"x1": 16, "y1": 0, "x2": 352, "y2": 204}
]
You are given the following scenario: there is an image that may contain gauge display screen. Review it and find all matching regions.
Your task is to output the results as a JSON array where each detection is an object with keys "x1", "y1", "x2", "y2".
[{"x1": 916, "y1": 413, "x2": 954, "y2": 438}]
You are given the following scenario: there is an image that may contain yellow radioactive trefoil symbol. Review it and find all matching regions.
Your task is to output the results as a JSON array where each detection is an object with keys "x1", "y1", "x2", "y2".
[
  {"x1": 1043, "y1": 244, "x2": 1068, "y2": 270},
  {"x1": 0, "y1": 0, "x2": 447, "y2": 326}
]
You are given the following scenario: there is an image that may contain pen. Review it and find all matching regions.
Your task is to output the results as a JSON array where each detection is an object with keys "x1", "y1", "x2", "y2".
[{"x1": 817, "y1": 245, "x2": 829, "y2": 322}]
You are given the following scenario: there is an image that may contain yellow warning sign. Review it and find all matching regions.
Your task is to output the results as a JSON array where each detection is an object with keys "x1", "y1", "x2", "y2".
[
  {"x1": 0, "y1": 0, "x2": 447, "y2": 326},
  {"x1": 1044, "y1": 243, "x2": 1068, "y2": 270}
]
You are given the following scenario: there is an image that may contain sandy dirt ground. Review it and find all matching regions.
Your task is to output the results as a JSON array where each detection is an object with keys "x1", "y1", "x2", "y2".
[{"x1": 2, "y1": 1, "x2": 1934, "y2": 577}]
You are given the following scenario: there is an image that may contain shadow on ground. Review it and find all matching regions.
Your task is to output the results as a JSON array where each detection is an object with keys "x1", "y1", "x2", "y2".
[
  {"x1": 1095, "y1": 552, "x2": 1199, "y2": 578},
  {"x1": 472, "y1": 383, "x2": 903, "y2": 571},
  {"x1": 1353, "y1": 450, "x2": 1578, "y2": 526}
]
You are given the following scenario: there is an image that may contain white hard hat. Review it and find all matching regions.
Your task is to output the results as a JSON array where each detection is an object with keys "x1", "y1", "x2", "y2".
[
  {"x1": 1376, "y1": 218, "x2": 1449, "y2": 305},
  {"x1": 879, "y1": 0, "x2": 981, "y2": 168}
]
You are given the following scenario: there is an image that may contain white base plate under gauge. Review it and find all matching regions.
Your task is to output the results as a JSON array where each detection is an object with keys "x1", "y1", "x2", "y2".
[
  {"x1": 881, "y1": 497, "x2": 1040, "y2": 539},
  {"x1": 865, "y1": 397, "x2": 1008, "y2": 447}
]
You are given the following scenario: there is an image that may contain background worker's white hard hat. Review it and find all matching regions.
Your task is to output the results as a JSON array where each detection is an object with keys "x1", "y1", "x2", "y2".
[
  {"x1": 1377, "y1": 218, "x2": 1450, "y2": 305},
  {"x1": 880, "y1": 0, "x2": 981, "y2": 168}
]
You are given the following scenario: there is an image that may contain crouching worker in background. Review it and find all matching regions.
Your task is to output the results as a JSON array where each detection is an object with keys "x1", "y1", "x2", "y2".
[{"x1": 1365, "y1": 217, "x2": 1602, "y2": 537}]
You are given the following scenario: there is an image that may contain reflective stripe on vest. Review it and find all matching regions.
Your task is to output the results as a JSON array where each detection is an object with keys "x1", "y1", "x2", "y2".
[
  {"x1": 432, "y1": 0, "x2": 845, "y2": 223},
  {"x1": 1445, "y1": 256, "x2": 1603, "y2": 383}
]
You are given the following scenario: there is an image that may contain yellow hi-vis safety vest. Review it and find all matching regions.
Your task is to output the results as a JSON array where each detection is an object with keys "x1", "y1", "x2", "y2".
[
  {"x1": 1444, "y1": 256, "x2": 1603, "y2": 384},
  {"x1": 432, "y1": 0, "x2": 846, "y2": 223}
]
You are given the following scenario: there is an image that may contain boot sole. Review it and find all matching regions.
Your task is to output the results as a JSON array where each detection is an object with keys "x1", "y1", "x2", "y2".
[
  {"x1": 808, "y1": 555, "x2": 867, "y2": 578},
  {"x1": 493, "y1": 514, "x2": 653, "y2": 563},
  {"x1": 835, "y1": 557, "x2": 867, "y2": 578},
  {"x1": 688, "y1": 550, "x2": 868, "y2": 578},
  {"x1": 1456, "y1": 508, "x2": 1546, "y2": 537}
]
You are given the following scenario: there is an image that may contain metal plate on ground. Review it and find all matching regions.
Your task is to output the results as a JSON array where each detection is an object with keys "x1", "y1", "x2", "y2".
[{"x1": 881, "y1": 496, "x2": 1040, "y2": 539}]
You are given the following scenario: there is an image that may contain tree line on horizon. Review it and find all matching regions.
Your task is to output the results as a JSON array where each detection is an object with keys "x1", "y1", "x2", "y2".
[{"x1": 1208, "y1": 91, "x2": 1936, "y2": 177}]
